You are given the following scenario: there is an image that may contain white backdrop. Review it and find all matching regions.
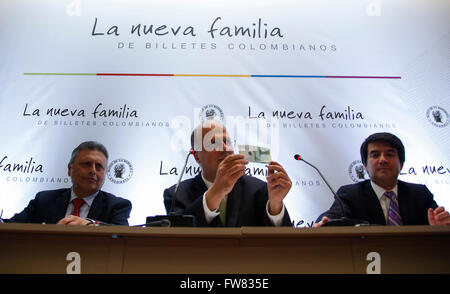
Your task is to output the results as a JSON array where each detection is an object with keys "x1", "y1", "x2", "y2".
[{"x1": 0, "y1": 0, "x2": 449, "y2": 226}]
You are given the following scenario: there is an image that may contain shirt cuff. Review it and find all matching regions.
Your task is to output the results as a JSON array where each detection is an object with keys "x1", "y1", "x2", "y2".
[
  {"x1": 266, "y1": 201, "x2": 285, "y2": 226},
  {"x1": 203, "y1": 192, "x2": 220, "y2": 224}
]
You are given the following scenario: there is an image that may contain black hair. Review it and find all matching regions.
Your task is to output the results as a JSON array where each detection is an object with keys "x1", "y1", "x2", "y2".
[{"x1": 360, "y1": 132, "x2": 405, "y2": 166}]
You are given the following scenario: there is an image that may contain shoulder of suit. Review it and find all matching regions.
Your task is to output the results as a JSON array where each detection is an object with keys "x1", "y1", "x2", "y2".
[
  {"x1": 337, "y1": 180, "x2": 370, "y2": 193},
  {"x1": 98, "y1": 190, "x2": 131, "y2": 204},
  {"x1": 164, "y1": 174, "x2": 200, "y2": 193},
  {"x1": 35, "y1": 188, "x2": 70, "y2": 198},
  {"x1": 397, "y1": 179, "x2": 428, "y2": 190}
]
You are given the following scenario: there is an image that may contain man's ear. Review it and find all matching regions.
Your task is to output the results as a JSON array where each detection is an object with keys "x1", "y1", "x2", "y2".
[
  {"x1": 67, "y1": 163, "x2": 72, "y2": 177},
  {"x1": 363, "y1": 164, "x2": 370, "y2": 176},
  {"x1": 193, "y1": 151, "x2": 200, "y2": 163}
]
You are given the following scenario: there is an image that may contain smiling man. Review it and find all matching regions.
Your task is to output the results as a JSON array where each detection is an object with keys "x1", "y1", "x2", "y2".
[
  {"x1": 314, "y1": 132, "x2": 450, "y2": 227},
  {"x1": 8, "y1": 141, "x2": 132, "y2": 226},
  {"x1": 163, "y1": 120, "x2": 292, "y2": 227}
]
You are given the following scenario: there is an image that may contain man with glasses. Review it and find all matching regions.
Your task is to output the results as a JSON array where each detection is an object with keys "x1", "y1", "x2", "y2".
[
  {"x1": 163, "y1": 120, "x2": 292, "y2": 227},
  {"x1": 7, "y1": 141, "x2": 132, "y2": 226}
]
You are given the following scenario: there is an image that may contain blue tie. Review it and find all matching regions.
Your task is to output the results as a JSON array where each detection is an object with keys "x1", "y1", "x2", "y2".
[{"x1": 384, "y1": 191, "x2": 403, "y2": 226}]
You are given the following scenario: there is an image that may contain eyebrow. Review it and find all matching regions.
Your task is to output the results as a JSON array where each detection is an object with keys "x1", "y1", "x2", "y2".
[
  {"x1": 80, "y1": 160, "x2": 105, "y2": 165},
  {"x1": 369, "y1": 148, "x2": 397, "y2": 154}
]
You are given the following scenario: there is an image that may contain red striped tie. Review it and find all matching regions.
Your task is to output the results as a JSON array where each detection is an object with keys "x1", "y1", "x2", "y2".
[{"x1": 72, "y1": 198, "x2": 85, "y2": 217}]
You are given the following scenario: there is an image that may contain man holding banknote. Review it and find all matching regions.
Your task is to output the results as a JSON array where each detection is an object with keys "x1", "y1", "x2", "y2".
[{"x1": 163, "y1": 120, "x2": 292, "y2": 227}]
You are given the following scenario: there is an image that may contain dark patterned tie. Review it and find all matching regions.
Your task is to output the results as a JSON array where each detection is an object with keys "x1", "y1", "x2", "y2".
[
  {"x1": 72, "y1": 198, "x2": 85, "y2": 217},
  {"x1": 384, "y1": 191, "x2": 402, "y2": 226},
  {"x1": 218, "y1": 195, "x2": 228, "y2": 225}
]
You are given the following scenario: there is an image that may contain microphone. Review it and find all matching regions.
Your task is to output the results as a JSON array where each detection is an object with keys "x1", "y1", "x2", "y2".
[
  {"x1": 294, "y1": 154, "x2": 369, "y2": 227},
  {"x1": 146, "y1": 149, "x2": 195, "y2": 227}
]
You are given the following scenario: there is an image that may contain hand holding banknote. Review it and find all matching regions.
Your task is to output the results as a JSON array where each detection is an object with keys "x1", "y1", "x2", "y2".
[
  {"x1": 266, "y1": 161, "x2": 292, "y2": 215},
  {"x1": 205, "y1": 154, "x2": 248, "y2": 211},
  {"x1": 238, "y1": 145, "x2": 291, "y2": 215}
]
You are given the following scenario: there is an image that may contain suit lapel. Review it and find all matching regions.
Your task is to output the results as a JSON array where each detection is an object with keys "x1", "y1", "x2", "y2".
[
  {"x1": 364, "y1": 181, "x2": 387, "y2": 225},
  {"x1": 397, "y1": 180, "x2": 410, "y2": 225},
  {"x1": 87, "y1": 191, "x2": 105, "y2": 219},
  {"x1": 54, "y1": 189, "x2": 71, "y2": 223},
  {"x1": 226, "y1": 177, "x2": 243, "y2": 227},
  {"x1": 191, "y1": 174, "x2": 208, "y2": 200}
]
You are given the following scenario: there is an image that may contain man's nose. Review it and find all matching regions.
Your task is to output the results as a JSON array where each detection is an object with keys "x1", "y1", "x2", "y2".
[
  {"x1": 379, "y1": 153, "x2": 388, "y2": 163},
  {"x1": 88, "y1": 163, "x2": 96, "y2": 174}
]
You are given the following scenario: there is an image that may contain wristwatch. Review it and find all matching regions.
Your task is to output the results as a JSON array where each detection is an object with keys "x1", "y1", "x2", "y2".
[{"x1": 85, "y1": 218, "x2": 100, "y2": 226}]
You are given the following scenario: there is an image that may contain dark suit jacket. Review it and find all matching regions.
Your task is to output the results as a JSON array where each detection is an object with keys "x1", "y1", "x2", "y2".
[
  {"x1": 163, "y1": 174, "x2": 292, "y2": 227},
  {"x1": 316, "y1": 180, "x2": 438, "y2": 225},
  {"x1": 8, "y1": 188, "x2": 132, "y2": 225}
]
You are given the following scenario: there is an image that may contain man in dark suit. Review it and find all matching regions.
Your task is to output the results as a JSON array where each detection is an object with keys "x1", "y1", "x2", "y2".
[
  {"x1": 314, "y1": 132, "x2": 450, "y2": 227},
  {"x1": 163, "y1": 120, "x2": 292, "y2": 227},
  {"x1": 7, "y1": 141, "x2": 131, "y2": 226}
]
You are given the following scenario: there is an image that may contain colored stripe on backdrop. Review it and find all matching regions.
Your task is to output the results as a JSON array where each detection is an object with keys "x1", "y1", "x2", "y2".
[{"x1": 24, "y1": 73, "x2": 401, "y2": 79}]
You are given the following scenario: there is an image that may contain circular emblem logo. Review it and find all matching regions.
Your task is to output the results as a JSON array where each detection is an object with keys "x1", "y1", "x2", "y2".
[
  {"x1": 426, "y1": 106, "x2": 449, "y2": 128},
  {"x1": 107, "y1": 158, "x2": 133, "y2": 184},
  {"x1": 348, "y1": 160, "x2": 369, "y2": 183},
  {"x1": 199, "y1": 104, "x2": 224, "y2": 122}
]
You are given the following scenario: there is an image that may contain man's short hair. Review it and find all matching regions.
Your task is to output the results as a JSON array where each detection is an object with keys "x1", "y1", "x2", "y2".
[
  {"x1": 360, "y1": 132, "x2": 405, "y2": 166},
  {"x1": 191, "y1": 127, "x2": 201, "y2": 151},
  {"x1": 69, "y1": 141, "x2": 109, "y2": 165},
  {"x1": 190, "y1": 120, "x2": 224, "y2": 151}
]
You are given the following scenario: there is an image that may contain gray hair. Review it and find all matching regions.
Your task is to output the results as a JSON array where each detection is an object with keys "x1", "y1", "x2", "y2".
[{"x1": 69, "y1": 141, "x2": 109, "y2": 165}]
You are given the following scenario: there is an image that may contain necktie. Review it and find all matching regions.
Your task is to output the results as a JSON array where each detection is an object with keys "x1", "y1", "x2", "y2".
[
  {"x1": 218, "y1": 195, "x2": 228, "y2": 225},
  {"x1": 72, "y1": 198, "x2": 85, "y2": 217},
  {"x1": 384, "y1": 191, "x2": 402, "y2": 226}
]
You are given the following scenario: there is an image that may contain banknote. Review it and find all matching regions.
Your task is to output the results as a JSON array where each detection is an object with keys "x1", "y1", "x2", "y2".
[{"x1": 238, "y1": 145, "x2": 271, "y2": 163}]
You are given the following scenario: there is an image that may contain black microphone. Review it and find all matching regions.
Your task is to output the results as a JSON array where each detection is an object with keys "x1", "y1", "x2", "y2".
[
  {"x1": 294, "y1": 154, "x2": 369, "y2": 227},
  {"x1": 146, "y1": 149, "x2": 195, "y2": 227}
]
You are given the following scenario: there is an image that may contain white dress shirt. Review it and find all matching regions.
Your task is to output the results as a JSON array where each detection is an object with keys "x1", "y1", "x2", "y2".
[
  {"x1": 64, "y1": 188, "x2": 99, "y2": 219},
  {"x1": 370, "y1": 181, "x2": 398, "y2": 223}
]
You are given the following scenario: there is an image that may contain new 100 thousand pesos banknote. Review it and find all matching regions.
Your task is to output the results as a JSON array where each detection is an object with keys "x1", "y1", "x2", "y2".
[{"x1": 238, "y1": 145, "x2": 271, "y2": 163}]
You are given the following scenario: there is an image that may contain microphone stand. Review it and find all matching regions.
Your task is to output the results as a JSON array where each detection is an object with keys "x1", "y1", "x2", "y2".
[
  {"x1": 295, "y1": 155, "x2": 369, "y2": 227},
  {"x1": 145, "y1": 150, "x2": 195, "y2": 227}
]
